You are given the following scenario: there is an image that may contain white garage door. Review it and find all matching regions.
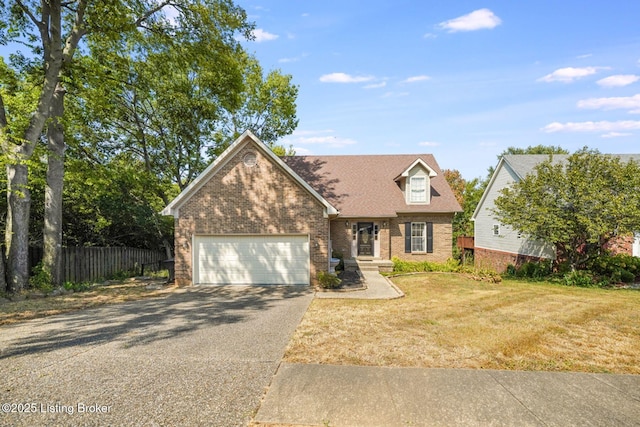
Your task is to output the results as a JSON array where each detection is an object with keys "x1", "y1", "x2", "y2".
[{"x1": 194, "y1": 235, "x2": 310, "y2": 285}]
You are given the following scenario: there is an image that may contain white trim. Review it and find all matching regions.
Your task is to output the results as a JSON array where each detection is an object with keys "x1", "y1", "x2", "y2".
[
  {"x1": 397, "y1": 158, "x2": 437, "y2": 179},
  {"x1": 411, "y1": 222, "x2": 427, "y2": 253},
  {"x1": 161, "y1": 130, "x2": 338, "y2": 218}
]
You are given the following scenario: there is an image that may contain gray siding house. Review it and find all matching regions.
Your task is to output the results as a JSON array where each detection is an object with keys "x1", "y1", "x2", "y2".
[{"x1": 472, "y1": 154, "x2": 640, "y2": 272}]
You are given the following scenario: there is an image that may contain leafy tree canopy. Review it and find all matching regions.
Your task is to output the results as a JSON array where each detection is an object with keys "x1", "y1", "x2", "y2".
[{"x1": 493, "y1": 148, "x2": 640, "y2": 270}]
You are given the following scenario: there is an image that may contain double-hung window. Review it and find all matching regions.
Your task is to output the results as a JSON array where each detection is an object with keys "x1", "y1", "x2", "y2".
[
  {"x1": 411, "y1": 222, "x2": 426, "y2": 252},
  {"x1": 405, "y1": 222, "x2": 433, "y2": 254},
  {"x1": 409, "y1": 176, "x2": 427, "y2": 203}
]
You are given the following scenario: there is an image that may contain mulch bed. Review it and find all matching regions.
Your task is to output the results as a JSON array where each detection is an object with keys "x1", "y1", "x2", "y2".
[{"x1": 336, "y1": 270, "x2": 365, "y2": 290}]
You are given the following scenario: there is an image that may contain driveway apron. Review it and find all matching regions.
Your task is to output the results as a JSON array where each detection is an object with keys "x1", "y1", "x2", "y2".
[{"x1": 0, "y1": 285, "x2": 313, "y2": 427}]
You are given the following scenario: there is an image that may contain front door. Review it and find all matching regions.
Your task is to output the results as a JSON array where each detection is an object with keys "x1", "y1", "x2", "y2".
[{"x1": 357, "y1": 222, "x2": 374, "y2": 256}]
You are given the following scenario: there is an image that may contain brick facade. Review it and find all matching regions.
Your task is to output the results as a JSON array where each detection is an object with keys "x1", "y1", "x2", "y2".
[
  {"x1": 328, "y1": 214, "x2": 454, "y2": 262},
  {"x1": 390, "y1": 214, "x2": 454, "y2": 262},
  {"x1": 476, "y1": 235, "x2": 636, "y2": 274},
  {"x1": 605, "y1": 235, "x2": 634, "y2": 256},
  {"x1": 475, "y1": 247, "x2": 547, "y2": 272},
  {"x1": 174, "y1": 142, "x2": 329, "y2": 286}
]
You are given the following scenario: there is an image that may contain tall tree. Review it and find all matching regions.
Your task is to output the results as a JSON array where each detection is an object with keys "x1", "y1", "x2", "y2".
[
  {"x1": 493, "y1": 149, "x2": 640, "y2": 270},
  {"x1": 0, "y1": 0, "x2": 253, "y2": 289},
  {"x1": 213, "y1": 56, "x2": 299, "y2": 152},
  {"x1": 443, "y1": 169, "x2": 484, "y2": 254}
]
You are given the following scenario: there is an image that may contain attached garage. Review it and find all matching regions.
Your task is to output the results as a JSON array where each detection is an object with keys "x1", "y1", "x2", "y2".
[{"x1": 193, "y1": 235, "x2": 310, "y2": 285}]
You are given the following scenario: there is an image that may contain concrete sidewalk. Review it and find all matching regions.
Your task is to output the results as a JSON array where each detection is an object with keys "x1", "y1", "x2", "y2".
[
  {"x1": 316, "y1": 270, "x2": 404, "y2": 300},
  {"x1": 255, "y1": 363, "x2": 640, "y2": 426}
]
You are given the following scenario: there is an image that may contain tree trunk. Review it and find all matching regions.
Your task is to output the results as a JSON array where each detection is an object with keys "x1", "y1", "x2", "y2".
[
  {"x1": 43, "y1": 84, "x2": 66, "y2": 287},
  {"x1": 0, "y1": 246, "x2": 6, "y2": 292},
  {"x1": 5, "y1": 162, "x2": 31, "y2": 292}
]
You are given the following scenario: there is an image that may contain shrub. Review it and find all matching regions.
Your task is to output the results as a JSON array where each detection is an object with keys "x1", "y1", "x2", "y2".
[
  {"x1": 317, "y1": 271, "x2": 342, "y2": 289},
  {"x1": 586, "y1": 254, "x2": 640, "y2": 284},
  {"x1": 391, "y1": 257, "x2": 461, "y2": 274},
  {"x1": 63, "y1": 281, "x2": 92, "y2": 292},
  {"x1": 562, "y1": 270, "x2": 597, "y2": 287},
  {"x1": 29, "y1": 263, "x2": 54, "y2": 293},
  {"x1": 516, "y1": 261, "x2": 552, "y2": 279},
  {"x1": 391, "y1": 257, "x2": 500, "y2": 283}
]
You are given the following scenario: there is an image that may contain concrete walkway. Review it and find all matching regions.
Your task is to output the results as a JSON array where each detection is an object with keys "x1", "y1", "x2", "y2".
[
  {"x1": 315, "y1": 270, "x2": 404, "y2": 300},
  {"x1": 255, "y1": 363, "x2": 640, "y2": 426}
]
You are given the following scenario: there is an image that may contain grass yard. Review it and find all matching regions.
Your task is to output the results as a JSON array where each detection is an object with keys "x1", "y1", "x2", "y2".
[
  {"x1": 0, "y1": 278, "x2": 177, "y2": 326},
  {"x1": 284, "y1": 273, "x2": 640, "y2": 374}
]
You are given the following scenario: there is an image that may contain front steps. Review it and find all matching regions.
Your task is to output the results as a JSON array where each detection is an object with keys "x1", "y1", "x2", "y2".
[{"x1": 344, "y1": 258, "x2": 394, "y2": 273}]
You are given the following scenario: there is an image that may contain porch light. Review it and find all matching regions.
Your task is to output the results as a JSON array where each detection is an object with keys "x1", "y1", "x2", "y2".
[
  {"x1": 383, "y1": 221, "x2": 387, "y2": 227},
  {"x1": 345, "y1": 220, "x2": 350, "y2": 227}
]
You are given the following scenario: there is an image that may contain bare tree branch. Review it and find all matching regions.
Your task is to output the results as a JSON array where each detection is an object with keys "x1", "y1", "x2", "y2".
[{"x1": 135, "y1": 0, "x2": 172, "y2": 27}]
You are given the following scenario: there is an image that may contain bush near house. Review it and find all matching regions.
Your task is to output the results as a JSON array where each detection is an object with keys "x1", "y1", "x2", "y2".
[
  {"x1": 587, "y1": 254, "x2": 640, "y2": 284},
  {"x1": 317, "y1": 271, "x2": 342, "y2": 289},
  {"x1": 391, "y1": 257, "x2": 501, "y2": 283},
  {"x1": 506, "y1": 253, "x2": 640, "y2": 287}
]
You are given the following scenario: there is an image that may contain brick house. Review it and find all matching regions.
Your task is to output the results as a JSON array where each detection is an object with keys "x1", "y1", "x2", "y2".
[
  {"x1": 161, "y1": 131, "x2": 462, "y2": 286},
  {"x1": 472, "y1": 154, "x2": 640, "y2": 272}
]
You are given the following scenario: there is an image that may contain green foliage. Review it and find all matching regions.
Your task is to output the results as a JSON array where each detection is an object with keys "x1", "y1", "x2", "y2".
[
  {"x1": 443, "y1": 170, "x2": 485, "y2": 259},
  {"x1": 587, "y1": 254, "x2": 640, "y2": 284},
  {"x1": 562, "y1": 270, "x2": 598, "y2": 288},
  {"x1": 63, "y1": 281, "x2": 91, "y2": 292},
  {"x1": 392, "y1": 257, "x2": 462, "y2": 273},
  {"x1": 317, "y1": 271, "x2": 342, "y2": 289},
  {"x1": 512, "y1": 261, "x2": 552, "y2": 279},
  {"x1": 391, "y1": 257, "x2": 502, "y2": 283},
  {"x1": 29, "y1": 263, "x2": 53, "y2": 293},
  {"x1": 494, "y1": 149, "x2": 640, "y2": 270}
]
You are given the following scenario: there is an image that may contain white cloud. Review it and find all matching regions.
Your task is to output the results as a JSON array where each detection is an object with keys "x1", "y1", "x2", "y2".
[
  {"x1": 542, "y1": 120, "x2": 640, "y2": 133},
  {"x1": 577, "y1": 94, "x2": 640, "y2": 111},
  {"x1": 438, "y1": 9, "x2": 502, "y2": 33},
  {"x1": 284, "y1": 130, "x2": 357, "y2": 149},
  {"x1": 596, "y1": 74, "x2": 640, "y2": 87},
  {"x1": 418, "y1": 141, "x2": 440, "y2": 147},
  {"x1": 319, "y1": 73, "x2": 374, "y2": 83},
  {"x1": 364, "y1": 81, "x2": 387, "y2": 89},
  {"x1": 423, "y1": 32, "x2": 437, "y2": 39},
  {"x1": 252, "y1": 28, "x2": 279, "y2": 42},
  {"x1": 537, "y1": 66, "x2": 607, "y2": 83},
  {"x1": 601, "y1": 132, "x2": 632, "y2": 138},
  {"x1": 576, "y1": 53, "x2": 592, "y2": 59},
  {"x1": 382, "y1": 91, "x2": 410, "y2": 98},
  {"x1": 402, "y1": 75, "x2": 431, "y2": 83},
  {"x1": 278, "y1": 53, "x2": 309, "y2": 63}
]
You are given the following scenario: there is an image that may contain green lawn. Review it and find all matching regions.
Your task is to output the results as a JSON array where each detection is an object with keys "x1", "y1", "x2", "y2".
[{"x1": 284, "y1": 273, "x2": 640, "y2": 374}]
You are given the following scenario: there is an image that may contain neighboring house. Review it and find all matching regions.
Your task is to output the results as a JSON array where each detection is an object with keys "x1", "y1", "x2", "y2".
[
  {"x1": 161, "y1": 131, "x2": 462, "y2": 286},
  {"x1": 472, "y1": 154, "x2": 640, "y2": 272}
]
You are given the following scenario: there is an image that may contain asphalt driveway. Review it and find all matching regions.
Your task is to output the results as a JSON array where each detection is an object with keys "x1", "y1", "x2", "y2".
[{"x1": 0, "y1": 285, "x2": 313, "y2": 426}]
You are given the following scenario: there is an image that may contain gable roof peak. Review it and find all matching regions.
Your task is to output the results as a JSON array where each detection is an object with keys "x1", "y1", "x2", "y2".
[{"x1": 160, "y1": 130, "x2": 338, "y2": 218}]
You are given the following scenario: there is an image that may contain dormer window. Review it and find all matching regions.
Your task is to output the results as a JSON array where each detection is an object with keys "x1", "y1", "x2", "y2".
[
  {"x1": 395, "y1": 158, "x2": 437, "y2": 205},
  {"x1": 410, "y1": 176, "x2": 427, "y2": 203}
]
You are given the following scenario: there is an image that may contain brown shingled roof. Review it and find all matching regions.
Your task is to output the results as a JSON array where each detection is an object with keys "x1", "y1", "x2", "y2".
[{"x1": 284, "y1": 154, "x2": 462, "y2": 218}]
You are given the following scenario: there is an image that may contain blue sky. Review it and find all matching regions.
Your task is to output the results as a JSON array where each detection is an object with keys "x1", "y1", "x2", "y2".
[{"x1": 236, "y1": 1, "x2": 640, "y2": 179}]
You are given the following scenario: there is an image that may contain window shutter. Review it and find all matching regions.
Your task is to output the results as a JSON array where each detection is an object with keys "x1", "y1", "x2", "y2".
[
  {"x1": 404, "y1": 222, "x2": 411, "y2": 253},
  {"x1": 426, "y1": 222, "x2": 433, "y2": 253}
]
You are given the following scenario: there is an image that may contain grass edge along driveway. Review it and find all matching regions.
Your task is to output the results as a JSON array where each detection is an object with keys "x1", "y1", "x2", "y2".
[{"x1": 284, "y1": 273, "x2": 640, "y2": 374}]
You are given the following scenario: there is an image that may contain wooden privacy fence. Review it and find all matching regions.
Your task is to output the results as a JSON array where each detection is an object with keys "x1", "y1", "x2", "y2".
[{"x1": 27, "y1": 246, "x2": 167, "y2": 284}]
